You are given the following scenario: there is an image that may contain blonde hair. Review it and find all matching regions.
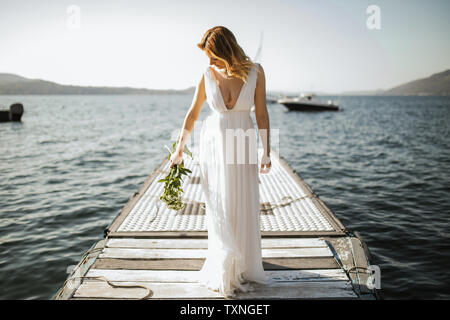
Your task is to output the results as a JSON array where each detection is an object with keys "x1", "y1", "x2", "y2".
[{"x1": 197, "y1": 26, "x2": 256, "y2": 83}]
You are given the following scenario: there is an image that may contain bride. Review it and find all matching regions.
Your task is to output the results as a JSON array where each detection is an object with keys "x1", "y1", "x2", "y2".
[{"x1": 169, "y1": 26, "x2": 272, "y2": 298}]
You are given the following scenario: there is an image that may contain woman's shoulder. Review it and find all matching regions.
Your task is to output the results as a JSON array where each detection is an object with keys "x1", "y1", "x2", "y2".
[
  {"x1": 253, "y1": 62, "x2": 265, "y2": 75},
  {"x1": 253, "y1": 63, "x2": 264, "y2": 79},
  {"x1": 203, "y1": 65, "x2": 213, "y2": 80}
]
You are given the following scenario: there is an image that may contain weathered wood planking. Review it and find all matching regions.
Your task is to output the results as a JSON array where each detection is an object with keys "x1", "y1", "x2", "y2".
[
  {"x1": 98, "y1": 247, "x2": 333, "y2": 260},
  {"x1": 105, "y1": 238, "x2": 327, "y2": 249},
  {"x1": 73, "y1": 280, "x2": 357, "y2": 299},
  {"x1": 349, "y1": 237, "x2": 373, "y2": 297},
  {"x1": 85, "y1": 268, "x2": 349, "y2": 283},
  {"x1": 92, "y1": 257, "x2": 339, "y2": 271}
]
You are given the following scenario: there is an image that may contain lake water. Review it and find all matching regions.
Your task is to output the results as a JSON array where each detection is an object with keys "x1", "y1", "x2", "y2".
[{"x1": 1, "y1": 94, "x2": 449, "y2": 299}]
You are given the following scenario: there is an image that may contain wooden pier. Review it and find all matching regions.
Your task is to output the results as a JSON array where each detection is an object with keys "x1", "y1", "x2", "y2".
[{"x1": 54, "y1": 148, "x2": 379, "y2": 300}]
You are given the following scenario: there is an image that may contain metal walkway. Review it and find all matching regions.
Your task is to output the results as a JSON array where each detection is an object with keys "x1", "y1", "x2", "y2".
[{"x1": 106, "y1": 148, "x2": 344, "y2": 237}]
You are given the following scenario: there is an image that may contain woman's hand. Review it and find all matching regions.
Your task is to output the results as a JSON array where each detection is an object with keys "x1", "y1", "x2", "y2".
[
  {"x1": 260, "y1": 153, "x2": 272, "y2": 174},
  {"x1": 169, "y1": 148, "x2": 184, "y2": 168}
]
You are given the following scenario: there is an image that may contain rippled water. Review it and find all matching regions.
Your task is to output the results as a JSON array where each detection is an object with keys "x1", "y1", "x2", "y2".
[{"x1": 1, "y1": 95, "x2": 449, "y2": 299}]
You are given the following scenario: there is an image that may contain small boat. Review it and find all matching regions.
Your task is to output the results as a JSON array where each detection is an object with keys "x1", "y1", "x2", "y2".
[
  {"x1": 278, "y1": 93, "x2": 340, "y2": 112},
  {"x1": 266, "y1": 94, "x2": 280, "y2": 104},
  {"x1": 0, "y1": 103, "x2": 24, "y2": 122},
  {"x1": 251, "y1": 94, "x2": 281, "y2": 112}
]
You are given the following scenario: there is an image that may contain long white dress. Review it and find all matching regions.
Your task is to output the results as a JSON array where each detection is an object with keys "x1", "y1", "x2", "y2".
[{"x1": 196, "y1": 63, "x2": 269, "y2": 298}]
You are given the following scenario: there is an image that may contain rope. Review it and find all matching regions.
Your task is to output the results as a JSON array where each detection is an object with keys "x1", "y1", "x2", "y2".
[
  {"x1": 259, "y1": 194, "x2": 318, "y2": 212},
  {"x1": 58, "y1": 244, "x2": 154, "y2": 300},
  {"x1": 143, "y1": 193, "x2": 318, "y2": 219},
  {"x1": 325, "y1": 239, "x2": 373, "y2": 299},
  {"x1": 348, "y1": 236, "x2": 362, "y2": 290},
  {"x1": 176, "y1": 193, "x2": 318, "y2": 214},
  {"x1": 80, "y1": 247, "x2": 103, "y2": 261},
  {"x1": 346, "y1": 237, "x2": 378, "y2": 298},
  {"x1": 63, "y1": 275, "x2": 153, "y2": 300},
  {"x1": 347, "y1": 266, "x2": 372, "y2": 274}
]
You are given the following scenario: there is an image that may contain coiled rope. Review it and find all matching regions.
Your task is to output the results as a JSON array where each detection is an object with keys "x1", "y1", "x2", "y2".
[
  {"x1": 63, "y1": 275, "x2": 153, "y2": 300},
  {"x1": 58, "y1": 244, "x2": 154, "y2": 300},
  {"x1": 259, "y1": 194, "x2": 318, "y2": 213}
]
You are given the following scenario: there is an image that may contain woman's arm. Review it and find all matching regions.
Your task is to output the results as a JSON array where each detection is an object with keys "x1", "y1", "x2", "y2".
[
  {"x1": 254, "y1": 63, "x2": 271, "y2": 171},
  {"x1": 170, "y1": 73, "x2": 206, "y2": 167}
]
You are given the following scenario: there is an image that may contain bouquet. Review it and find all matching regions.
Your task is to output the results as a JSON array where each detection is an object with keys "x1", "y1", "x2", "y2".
[{"x1": 158, "y1": 141, "x2": 193, "y2": 211}]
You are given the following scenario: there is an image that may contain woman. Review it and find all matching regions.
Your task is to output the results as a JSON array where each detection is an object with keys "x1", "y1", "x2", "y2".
[{"x1": 169, "y1": 26, "x2": 272, "y2": 298}]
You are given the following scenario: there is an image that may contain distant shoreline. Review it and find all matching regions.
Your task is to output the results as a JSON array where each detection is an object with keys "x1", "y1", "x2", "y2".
[{"x1": 0, "y1": 69, "x2": 448, "y2": 96}]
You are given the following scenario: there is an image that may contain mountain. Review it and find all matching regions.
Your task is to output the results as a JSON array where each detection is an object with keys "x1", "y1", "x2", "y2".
[
  {"x1": 384, "y1": 69, "x2": 450, "y2": 96},
  {"x1": 0, "y1": 73, "x2": 195, "y2": 95},
  {"x1": 2, "y1": 69, "x2": 449, "y2": 96},
  {"x1": 338, "y1": 89, "x2": 385, "y2": 96},
  {"x1": 0, "y1": 73, "x2": 31, "y2": 83}
]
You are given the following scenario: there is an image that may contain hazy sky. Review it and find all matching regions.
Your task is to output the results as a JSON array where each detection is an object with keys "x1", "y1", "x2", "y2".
[{"x1": 0, "y1": 0, "x2": 449, "y2": 93}]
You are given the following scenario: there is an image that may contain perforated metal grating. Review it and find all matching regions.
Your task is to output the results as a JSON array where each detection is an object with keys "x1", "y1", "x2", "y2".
[{"x1": 117, "y1": 148, "x2": 334, "y2": 232}]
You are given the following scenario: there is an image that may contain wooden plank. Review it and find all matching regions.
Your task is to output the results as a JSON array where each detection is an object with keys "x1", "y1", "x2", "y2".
[
  {"x1": 93, "y1": 258, "x2": 202, "y2": 270},
  {"x1": 108, "y1": 231, "x2": 343, "y2": 238},
  {"x1": 262, "y1": 258, "x2": 339, "y2": 270},
  {"x1": 349, "y1": 237, "x2": 373, "y2": 295},
  {"x1": 85, "y1": 268, "x2": 349, "y2": 283},
  {"x1": 92, "y1": 257, "x2": 339, "y2": 271},
  {"x1": 73, "y1": 280, "x2": 357, "y2": 299},
  {"x1": 106, "y1": 238, "x2": 327, "y2": 249},
  {"x1": 98, "y1": 247, "x2": 333, "y2": 260}
]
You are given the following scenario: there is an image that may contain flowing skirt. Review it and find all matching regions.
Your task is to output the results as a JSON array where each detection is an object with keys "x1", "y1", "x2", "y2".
[{"x1": 196, "y1": 111, "x2": 269, "y2": 298}]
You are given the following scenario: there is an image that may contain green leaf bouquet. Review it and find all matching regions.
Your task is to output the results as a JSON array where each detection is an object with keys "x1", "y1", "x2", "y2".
[{"x1": 158, "y1": 141, "x2": 193, "y2": 211}]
